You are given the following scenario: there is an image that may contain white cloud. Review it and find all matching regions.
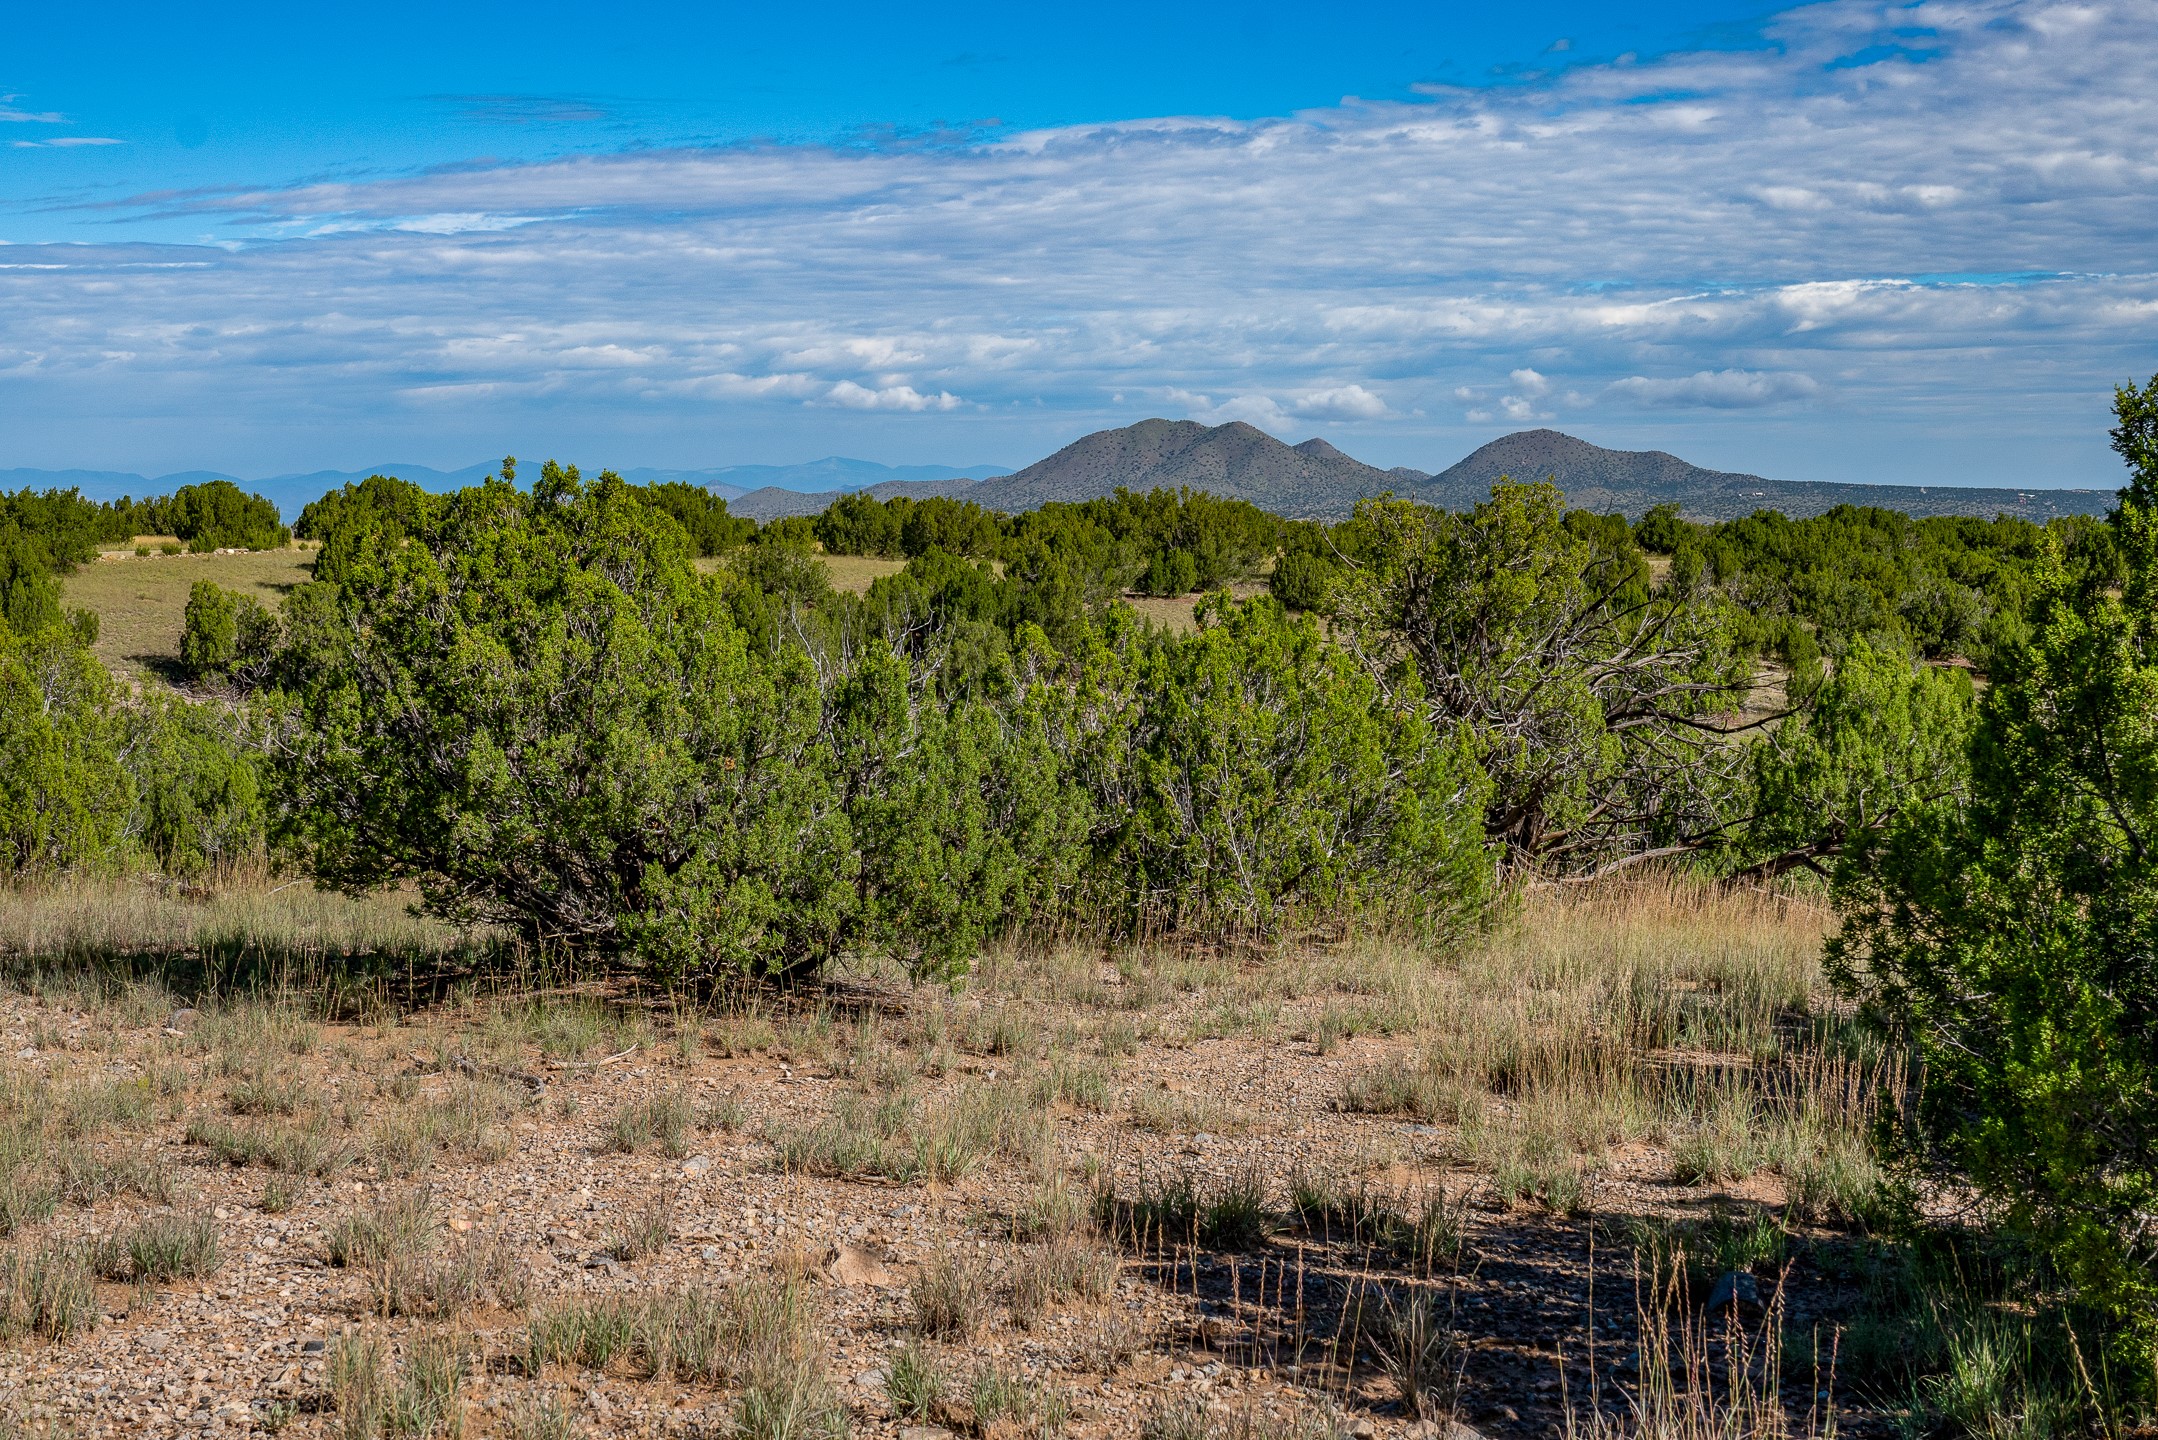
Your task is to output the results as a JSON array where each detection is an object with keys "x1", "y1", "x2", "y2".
[
  {"x1": 4, "y1": 0, "x2": 2156, "y2": 481},
  {"x1": 1291, "y1": 384, "x2": 1389, "y2": 419},
  {"x1": 11, "y1": 137, "x2": 123, "y2": 149},
  {"x1": 1605, "y1": 369, "x2": 1822, "y2": 409},
  {"x1": 825, "y1": 381, "x2": 961, "y2": 412},
  {"x1": 0, "y1": 98, "x2": 65, "y2": 124}
]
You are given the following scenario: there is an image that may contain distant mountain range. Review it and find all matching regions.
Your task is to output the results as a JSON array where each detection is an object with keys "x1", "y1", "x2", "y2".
[
  {"x1": 3, "y1": 426, "x2": 2114, "y2": 525},
  {"x1": 735, "y1": 422, "x2": 2115, "y2": 523},
  {"x1": 1415, "y1": 430, "x2": 2113, "y2": 522},
  {"x1": 0, "y1": 457, "x2": 1011, "y2": 521}
]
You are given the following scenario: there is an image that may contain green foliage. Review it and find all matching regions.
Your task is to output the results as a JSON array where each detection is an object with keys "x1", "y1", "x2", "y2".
[
  {"x1": 180, "y1": 581, "x2": 278, "y2": 684},
  {"x1": 294, "y1": 473, "x2": 433, "y2": 546},
  {"x1": 814, "y1": 491, "x2": 905, "y2": 557},
  {"x1": 275, "y1": 464, "x2": 851, "y2": 979},
  {"x1": 1334, "y1": 482, "x2": 1749, "y2": 868},
  {"x1": 900, "y1": 496, "x2": 1002, "y2": 558},
  {"x1": 0, "y1": 621, "x2": 132, "y2": 876},
  {"x1": 1050, "y1": 598, "x2": 1492, "y2": 937},
  {"x1": 120, "y1": 695, "x2": 268, "y2": 878},
  {"x1": 1743, "y1": 639, "x2": 1974, "y2": 879},
  {"x1": 0, "y1": 529, "x2": 65, "y2": 637},
  {"x1": 1633, "y1": 502, "x2": 1700, "y2": 555},
  {"x1": 134, "y1": 480, "x2": 288, "y2": 553},
  {"x1": 247, "y1": 459, "x2": 1497, "y2": 978},
  {"x1": 1833, "y1": 482, "x2": 2158, "y2": 1360},
  {"x1": 1693, "y1": 504, "x2": 2070, "y2": 664},
  {"x1": 634, "y1": 480, "x2": 753, "y2": 555},
  {"x1": 1260, "y1": 539, "x2": 1329, "y2": 608},
  {"x1": 2115, "y1": 371, "x2": 2158, "y2": 511}
]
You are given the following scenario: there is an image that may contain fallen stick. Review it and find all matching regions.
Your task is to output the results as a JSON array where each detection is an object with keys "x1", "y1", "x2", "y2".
[{"x1": 545, "y1": 1043, "x2": 639, "y2": 1072}]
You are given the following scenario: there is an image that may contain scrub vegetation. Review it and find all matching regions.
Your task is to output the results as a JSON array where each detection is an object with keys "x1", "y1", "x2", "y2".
[{"x1": 0, "y1": 376, "x2": 2154, "y2": 1436}]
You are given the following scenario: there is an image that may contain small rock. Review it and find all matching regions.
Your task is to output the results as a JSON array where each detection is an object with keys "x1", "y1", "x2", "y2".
[
  {"x1": 900, "y1": 1428, "x2": 953, "y2": 1440},
  {"x1": 299, "y1": 1339, "x2": 325, "y2": 1355},
  {"x1": 1706, "y1": 1270, "x2": 1764, "y2": 1315},
  {"x1": 140, "y1": 1332, "x2": 172, "y2": 1354},
  {"x1": 681, "y1": 1155, "x2": 712, "y2": 1177},
  {"x1": 1440, "y1": 1423, "x2": 1487, "y2": 1440},
  {"x1": 163, "y1": 1008, "x2": 198, "y2": 1034},
  {"x1": 1349, "y1": 1420, "x2": 1377, "y2": 1439},
  {"x1": 854, "y1": 1368, "x2": 886, "y2": 1389},
  {"x1": 823, "y1": 1243, "x2": 897, "y2": 1287}
]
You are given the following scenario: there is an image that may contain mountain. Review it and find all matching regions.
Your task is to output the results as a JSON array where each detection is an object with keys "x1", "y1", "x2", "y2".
[
  {"x1": 1423, "y1": 430, "x2": 2113, "y2": 523},
  {"x1": 971, "y1": 419, "x2": 1406, "y2": 517},
  {"x1": 6, "y1": 428, "x2": 2113, "y2": 529}
]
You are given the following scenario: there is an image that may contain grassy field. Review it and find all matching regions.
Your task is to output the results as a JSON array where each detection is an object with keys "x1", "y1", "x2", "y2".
[
  {"x1": 62, "y1": 545, "x2": 318, "y2": 684},
  {"x1": 0, "y1": 872, "x2": 1967, "y2": 1439}
]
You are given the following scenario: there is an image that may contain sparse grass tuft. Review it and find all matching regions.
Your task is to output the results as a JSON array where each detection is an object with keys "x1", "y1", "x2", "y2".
[
  {"x1": 1010, "y1": 1236, "x2": 1120, "y2": 1328},
  {"x1": 505, "y1": 1391, "x2": 580, "y2": 1440},
  {"x1": 605, "y1": 1196, "x2": 674, "y2": 1262},
  {"x1": 329, "y1": 1191, "x2": 525, "y2": 1316},
  {"x1": 886, "y1": 1339, "x2": 944, "y2": 1421},
  {"x1": 909, "y1": 1251, "x2": 988, "y2": 1339},
  {"x1": 601, "y1": 1089, "x2": 694, "y2": 1158},
  {"x1": 0, "y1": 1242, "x2": 98, "y2": 1342},
  {"x1": 186, "y1": 1114, "x2": 350, "y2": 1176},
  {"x1": 1097, "y1": 1165, "x2": 1275, "y2": 1251},
  {"x1": 330, "y1": 1328, "x2": 470, "y2": 1440},
  {"x1": 92, "y1": 1211, "x2": 221, "y2": 1281}
]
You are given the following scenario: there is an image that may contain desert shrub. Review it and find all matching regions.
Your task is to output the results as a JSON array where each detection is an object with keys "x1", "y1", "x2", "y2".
[
  {"x1": 1834, "y1": 378, "x2": 2158, "y2": 1379},
  {"x1": 1050, "y1": 596, "x2": 1493, "y2": 939},
  {"x1": 1742, "y1": 637, "x2": 1974, "y2": 880},
  {"x1": 179, "y1": 581, "x2": 278, "y2": 684},
  {"x1": 121, "y1": 694, "x2": 268, "y2": 877},
  {"x1": 0, "y1": 621, "x2": 132, "y2": 877},
  {"x1": 270, "y1": 465, "x2": 1088, "y2": 984},
  {"x1": 1332, "y1": 482, "x2": 1752, "y2": 869}
]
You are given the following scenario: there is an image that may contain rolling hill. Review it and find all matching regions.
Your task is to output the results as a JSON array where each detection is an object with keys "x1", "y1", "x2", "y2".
[
  {"x1": 1422, "y1": 430, "x2": 2112, "y2": 523},
  {"x1": 935, "y1": 422, "x2": 2112, "y2": 523},
  {"x1": 8, "y1": 425, "x2": 2113, "y2": 528}
]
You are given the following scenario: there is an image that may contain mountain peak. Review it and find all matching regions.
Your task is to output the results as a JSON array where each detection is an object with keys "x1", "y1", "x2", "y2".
[{"x1": 975, "y1": 419, "x2": 1414, "y2": 518}]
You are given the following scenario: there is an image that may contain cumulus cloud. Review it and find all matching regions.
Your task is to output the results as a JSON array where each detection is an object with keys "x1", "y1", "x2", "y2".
[
  {"x1": 1291, "y1": 384, "x2": 1390, "y2": 419},
  {"x1": 826, "y1": 381, "x2": 962, "y2": 412},
  {"x1": 5, "y1": 0, "x2": 2156, "y2": 479},
  {"x1": 1606, "y1": 369, "x2": 1822, "y2": 409}
]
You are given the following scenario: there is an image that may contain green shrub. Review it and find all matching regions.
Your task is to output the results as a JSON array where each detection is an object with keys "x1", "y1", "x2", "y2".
[
  {"x1": 1834, "y1": 377, "x2": 2158, "y2": 1373},
  {"x1": 0, "y1": 621, "x2": 132, "y2": 876},
  {"x1": 179, "y1": 581, "x2": 277, "y2": 683}
]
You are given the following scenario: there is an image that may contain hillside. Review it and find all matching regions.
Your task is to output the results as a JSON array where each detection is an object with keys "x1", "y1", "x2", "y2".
[
  {"x1": 1423, "y1": 429, "x2": 2112, "y2": 522},
  {"x1": 973, "y1": 419, "x2": 1408, "y2": 517}
]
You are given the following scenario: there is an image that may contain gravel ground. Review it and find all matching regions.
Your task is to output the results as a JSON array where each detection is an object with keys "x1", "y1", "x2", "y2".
[{"x1": 0, "y1": 930, "x2": 1886, "y2": 1440}]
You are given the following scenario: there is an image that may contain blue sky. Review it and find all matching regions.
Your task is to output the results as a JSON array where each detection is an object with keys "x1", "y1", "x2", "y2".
[{"x1": 4, "y1": 0, "x2": 2155, "y2": 488}]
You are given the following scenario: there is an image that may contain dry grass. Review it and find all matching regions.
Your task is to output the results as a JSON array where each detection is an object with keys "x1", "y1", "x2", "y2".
[
  {"x1": 1319, "y1": 877, "x2": 1876, "y2": 1211},
  {"x1": 0, "y1": 875, "x2": 482, "y2": 969},
  {"x1": 61, "y1": 544, "x2": 317, "y2": 683},
  {"x1": 0, "y1": 867, "x2": 1906, "y2": 1436}
]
